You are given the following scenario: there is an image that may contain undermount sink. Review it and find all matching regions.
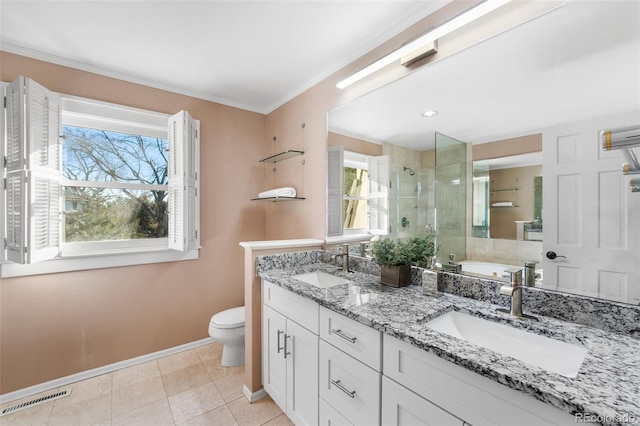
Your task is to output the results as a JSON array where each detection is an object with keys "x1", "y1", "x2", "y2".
[
  {"x1": 426, "y1": 311, "x2": 588, "y2": 378},
  {"x1": 293, "y1": 271, "x2": 351, "y2": 289}
]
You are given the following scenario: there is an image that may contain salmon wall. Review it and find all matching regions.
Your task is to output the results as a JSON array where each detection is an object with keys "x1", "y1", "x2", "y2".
[{"x1": 0, "y1": 52, "x2": 267, "y2": 394}]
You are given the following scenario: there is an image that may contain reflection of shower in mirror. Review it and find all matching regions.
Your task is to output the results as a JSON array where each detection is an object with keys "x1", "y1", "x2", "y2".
[{"x1": 403, "y1": 166, "x2": 415, "y2": 176}]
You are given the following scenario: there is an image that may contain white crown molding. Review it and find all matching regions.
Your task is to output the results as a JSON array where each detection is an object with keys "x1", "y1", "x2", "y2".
[{"x1": 0, "y1": 41, "x2": 268, "y2": 114}]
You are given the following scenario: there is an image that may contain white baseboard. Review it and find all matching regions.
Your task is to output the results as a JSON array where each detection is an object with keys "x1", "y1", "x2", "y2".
[
  {"x1": 243, "y1": 384, "x2": 267, "y2": 403},
  {"x1": 0, "y1": 337, "x2": 215, "y2": 405}
]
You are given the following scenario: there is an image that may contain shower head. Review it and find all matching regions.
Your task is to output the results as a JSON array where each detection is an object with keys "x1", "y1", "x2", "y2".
[{"x1": 403, "y1": 166, "x2": 416, "y2": 176}]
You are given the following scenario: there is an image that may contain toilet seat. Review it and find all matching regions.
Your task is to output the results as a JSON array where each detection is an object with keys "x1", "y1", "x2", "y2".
[{"x1": 210, "y1": 306, "x2": 245, "y2": 329}]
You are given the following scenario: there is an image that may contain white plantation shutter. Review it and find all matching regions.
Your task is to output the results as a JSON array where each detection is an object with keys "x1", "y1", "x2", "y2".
[
  {"x1": 27, "y1": 79, "x2": 61, "y2": 262},
  {"x1": 326, "y1": 145, "x2": 344, "y2": 237},
  {"x1": 5, "y1": 79, "x2": 27, "y2": 262},
  {"x1": 6, "y1": 171, "x2": 27, "y2": 263},
  {"x1": 367, "y1": 155, "x2": 389, "y2": 236},
  {"x1": 4, "y1": 77, "x2": 61, "y2": 263},
  {"x1": 0, "y1": 82, "x2": 5, "y2": 263},
  {"x1": 6, "y1": 78, "x2": 26, "y2": 171},
  {"x1": 168, "y1": 111, "x2": 200, "y2": 252}
]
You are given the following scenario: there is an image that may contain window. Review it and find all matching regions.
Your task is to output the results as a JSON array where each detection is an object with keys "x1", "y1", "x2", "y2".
[
  {"x1": 343, "y1": 151, "x2": 369, "y2": 232},
  {"x1": 1, "y1": 76, "x2": 200, "y2": 277},
  {"x1": 326, "y1": 145, "x2": 389, "y2": 237}
]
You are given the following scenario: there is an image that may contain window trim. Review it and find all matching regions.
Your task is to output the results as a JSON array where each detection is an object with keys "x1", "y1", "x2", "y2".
[
  {"x1": 1, "y1": 248, "x2": 198, "y2": 278},
  {"x1": 1, "y1": 78, "x2": 200, "y2": 278}
]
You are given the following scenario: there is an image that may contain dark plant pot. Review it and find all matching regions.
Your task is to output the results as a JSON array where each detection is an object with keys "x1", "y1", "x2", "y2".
[{"x1": 380, "y1": 265, "x2": 412, "y2": 288}]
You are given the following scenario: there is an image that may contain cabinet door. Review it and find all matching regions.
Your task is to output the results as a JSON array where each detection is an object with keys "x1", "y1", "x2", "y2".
[
  {"x1": 287, "y1": 319, "x2": 319, "y2": 426},
  {"x1": 382, "y1": 376, "x2": 464, "y2": 426},
  {"x1": 262, "y1": 305, "x2": 287, "y2": 412}
]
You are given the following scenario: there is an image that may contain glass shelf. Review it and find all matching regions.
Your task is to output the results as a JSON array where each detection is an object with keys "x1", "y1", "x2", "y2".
[
  {"x1": 490, "y1": 188, "x2": 519, "y2": 192},
  {"x1": 251, "y1": 196, "x2": 306, "y2": 202},
  {"x1": 259, "y1": 150, "x2": 304, "y2": 163}
]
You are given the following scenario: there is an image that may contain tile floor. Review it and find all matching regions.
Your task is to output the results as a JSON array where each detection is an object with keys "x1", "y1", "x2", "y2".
[{"x1": 0, "y1": 342, "x2": 293, "y2": 426}]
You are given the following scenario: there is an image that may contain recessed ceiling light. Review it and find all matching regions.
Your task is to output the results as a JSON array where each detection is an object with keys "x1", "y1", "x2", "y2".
[{"x1": 421, "y1": 110, "x2": 439, "y2": 117}]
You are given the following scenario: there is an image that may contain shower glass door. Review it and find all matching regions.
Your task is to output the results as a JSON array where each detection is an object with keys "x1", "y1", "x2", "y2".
[{"x1": 435, "y1": 132, "x2": 469, "y2": 264}]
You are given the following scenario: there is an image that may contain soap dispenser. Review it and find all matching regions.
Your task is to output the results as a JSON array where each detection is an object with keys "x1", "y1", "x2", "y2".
[{"x1": 422, "y1": 256, "x2": 439, "y2": 297}]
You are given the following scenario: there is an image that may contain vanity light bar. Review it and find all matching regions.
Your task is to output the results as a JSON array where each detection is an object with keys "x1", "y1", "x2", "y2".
[{"x1": 336, "y1": 0, "x2": 512, "y2": 89}]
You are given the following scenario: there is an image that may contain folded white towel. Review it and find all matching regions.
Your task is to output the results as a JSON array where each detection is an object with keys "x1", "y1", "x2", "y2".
[
  {"x1": 492, "y1": 201, "x2": 513, "y2": 207},
  {"x1": 258, "y1": 187, "x2": 297, "y2": 198}
]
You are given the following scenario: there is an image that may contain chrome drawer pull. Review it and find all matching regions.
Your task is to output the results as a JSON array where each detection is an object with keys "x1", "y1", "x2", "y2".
[
  {"x1": 331, "y1": 379, "x2": 356, "y2": 398},
  {"x1": 277, "y1": 330, "x2": 285, "y2": 354},
  {"x1": 330, "y1": 328, "x2": 357, "y2": 343},
  {"x1": 284, "y1": 334, "x2": 291, "y2": 359}
]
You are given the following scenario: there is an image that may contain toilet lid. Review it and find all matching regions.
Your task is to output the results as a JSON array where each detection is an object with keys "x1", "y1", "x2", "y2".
[{"x1": 211, "y1": 306, "x2": 245, "y2": 329}]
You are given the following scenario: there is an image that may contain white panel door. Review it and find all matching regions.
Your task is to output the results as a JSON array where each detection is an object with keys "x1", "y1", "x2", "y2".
[{"x1": 542, "y1": 111, "x2": 640, "y2": 303}]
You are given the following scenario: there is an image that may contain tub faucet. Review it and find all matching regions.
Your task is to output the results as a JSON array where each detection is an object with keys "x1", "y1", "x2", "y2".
[
  {"x1": 331, "y1": 244, "x2": 350, "y2": 272},
  {"x1": 498, "y1": 267, "x2": 538, "y2": 321}
]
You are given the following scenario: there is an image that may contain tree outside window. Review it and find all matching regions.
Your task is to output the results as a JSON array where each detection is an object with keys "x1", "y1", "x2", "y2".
[{"x1": 62, "y1": 126, "x2": 168, "y2": 242}]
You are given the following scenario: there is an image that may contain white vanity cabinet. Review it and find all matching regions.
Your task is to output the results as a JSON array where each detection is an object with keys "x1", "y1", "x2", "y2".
[
  {"x1": 318, "y1": 307, "x2": 382, "y2": 426},
  {"x1": 262, "y1": 281, "x2": 319, "y2": 426},
  {"x1": 261, "y1": 280, "x2": 576, "y2": 426}
]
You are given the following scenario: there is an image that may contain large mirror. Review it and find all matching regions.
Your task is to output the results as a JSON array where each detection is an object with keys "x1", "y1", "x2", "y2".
[{"x1": 327, "y1": 0, "x2": 640, "y2": 303}]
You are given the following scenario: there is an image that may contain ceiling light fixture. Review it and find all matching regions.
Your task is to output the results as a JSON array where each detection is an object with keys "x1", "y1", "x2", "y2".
[
  {"x1": 421, "y1": 110, "x2": 439, "y2": 117},
  {"x1": 336, "y1": 0, "x2": 512, "y2": 90}
]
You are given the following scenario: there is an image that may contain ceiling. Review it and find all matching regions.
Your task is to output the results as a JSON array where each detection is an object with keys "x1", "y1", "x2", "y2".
[
  {"x1": 328, "y1": 0, "x2": 640, "y2": 150},
  {"x1": 0, "y1": 0, "x2": 450, "y2": 114}
]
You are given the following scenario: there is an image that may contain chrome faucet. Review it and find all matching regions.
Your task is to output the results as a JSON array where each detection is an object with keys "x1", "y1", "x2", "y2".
[
  {"x1": 331, "y1": 243, "x2": 350, "y2": 272},
  {"x1": 524, "y1": 261, "x2": 537, "y2": 287},
  {"x1": 498, "y1": 267, "x2": 538, "y2": 321}
]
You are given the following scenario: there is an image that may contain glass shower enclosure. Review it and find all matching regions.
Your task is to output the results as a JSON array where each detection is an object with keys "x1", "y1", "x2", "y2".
[
  {"x1": 388, "y1": 167, "x2": 435, "y2": 240},
  {"x1": 435, "y1": 132, "x2": 469, "y2": 264}
]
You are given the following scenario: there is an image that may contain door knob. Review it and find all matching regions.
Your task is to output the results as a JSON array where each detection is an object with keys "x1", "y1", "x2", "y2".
[{"x1": 545, "y1": 251, "x2": 566, "y2": 260}]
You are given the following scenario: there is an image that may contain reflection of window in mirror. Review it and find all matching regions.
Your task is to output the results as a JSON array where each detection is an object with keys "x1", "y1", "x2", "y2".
[
  {"x1": 343, "y1": 151, "x2": 369, "y2": 232},
  {"x1": 327, "y1": 146, "x2": 389, "y2": 237}
]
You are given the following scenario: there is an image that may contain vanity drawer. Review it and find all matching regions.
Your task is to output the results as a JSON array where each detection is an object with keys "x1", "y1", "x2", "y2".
[
  {"x1": 383, "y1": 334, "x2": 574, "y2": 425},
  {"x1": 320, "y1": 398, "x2": 353, "y2": 426},
  {"x1": 320, "y1": 306, "x2": 382, "y2": 371},
  {"x1": 262, "y1": 280, "x2": 318, "y2": 333},
  {"x1": 319, "y1": 340, "x2": 380, "y2": 425},
  {"x1": 381, "y1": 376, "x2": 464, "y2": 426}
]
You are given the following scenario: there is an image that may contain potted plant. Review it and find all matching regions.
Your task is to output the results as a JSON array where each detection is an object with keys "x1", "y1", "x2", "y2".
[
  {"x1": 371, "y1": 238, "x2": 412, "y2": 287},
  {"x1": 372, "y1": 235, "x2": 437, "y2": 287},
  {"x1": 406, "y1": 234, "x2": 437, "y2": 268}
]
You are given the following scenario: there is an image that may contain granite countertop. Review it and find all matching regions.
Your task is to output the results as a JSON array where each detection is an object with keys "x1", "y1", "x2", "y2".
[{"x1": 258, "y1": 262, "x2": 640, "y2": 426}]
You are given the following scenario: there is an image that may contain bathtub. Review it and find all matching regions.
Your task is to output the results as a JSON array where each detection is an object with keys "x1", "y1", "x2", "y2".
[
  {"x1": 458, "y1": 261, "x2": 514, "y2": 280},
  {"x1": 458, "y1": 260, "x2": 543, "y2": 284}
]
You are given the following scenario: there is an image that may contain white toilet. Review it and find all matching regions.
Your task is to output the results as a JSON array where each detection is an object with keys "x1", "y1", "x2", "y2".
[{"x1": 208, "y1": 306, "x2": 245, "y2": 367}]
